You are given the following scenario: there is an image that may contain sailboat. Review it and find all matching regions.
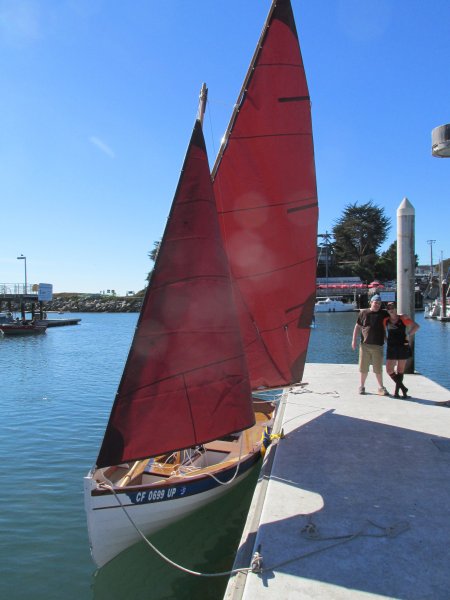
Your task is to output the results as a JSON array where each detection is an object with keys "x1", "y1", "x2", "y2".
[{"x1": 84, "y1": 0, "x2": 318, "y2": 569}]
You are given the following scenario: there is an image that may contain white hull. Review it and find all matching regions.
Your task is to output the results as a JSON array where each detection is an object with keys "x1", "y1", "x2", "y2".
[
  {"x1": 424, "y1": 301, "x2": 441, "y2": 319},
  {"x1": 84, "y1": 461, "x2": 255, "y2": 568},
  {"x1": 85, "y1": 401, "x2": 275, "y2": 568},
  {"x1": 315, "y1": 298, "x2": 356, "y2": 313}
]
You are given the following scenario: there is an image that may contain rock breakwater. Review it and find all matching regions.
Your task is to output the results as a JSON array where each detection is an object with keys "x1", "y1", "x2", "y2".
[{"x1": 44, "y1": 294, "x2": 143, "y2": 313}]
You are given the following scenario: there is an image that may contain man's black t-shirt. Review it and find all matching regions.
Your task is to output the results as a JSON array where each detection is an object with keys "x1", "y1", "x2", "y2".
[{"x1": 356, "y1": 308, "x2": 389, "y2": 346}]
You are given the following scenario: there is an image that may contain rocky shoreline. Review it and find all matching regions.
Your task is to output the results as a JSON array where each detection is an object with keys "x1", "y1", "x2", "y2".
[{"x1": 44, "y1": 294, "x2": 143, "y2": 313}]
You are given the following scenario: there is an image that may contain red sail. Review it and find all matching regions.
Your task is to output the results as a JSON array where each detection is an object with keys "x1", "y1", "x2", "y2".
[
  {"x1": 212, "y1": 0, "x2": 318, "y2": 389},
  {"x1": 97, "y1": 121, "x2": 254, "y2": 468}
]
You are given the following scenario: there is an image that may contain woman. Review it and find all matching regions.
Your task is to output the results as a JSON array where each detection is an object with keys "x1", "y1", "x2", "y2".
[{"x1": 384, "y1": 302, "x2": 420, "y2": 398}]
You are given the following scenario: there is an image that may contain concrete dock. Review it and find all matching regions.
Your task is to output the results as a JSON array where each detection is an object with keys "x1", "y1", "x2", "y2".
[{"x1": 225, "y1": 363, "x2": 450, "y2": 600}]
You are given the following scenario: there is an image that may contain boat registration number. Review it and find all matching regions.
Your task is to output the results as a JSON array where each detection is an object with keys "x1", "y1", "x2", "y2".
[{"x1": 132, "y1": 486, "x2": 185, "y2": 504}]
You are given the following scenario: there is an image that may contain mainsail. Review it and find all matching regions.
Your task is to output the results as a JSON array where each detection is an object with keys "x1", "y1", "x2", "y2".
[
  {"x1": 97, "y1": 119, "x2": 254, "y2": 468},
  {"x1": 212, "y1": 0, "x2": 318, "y2": 390}
]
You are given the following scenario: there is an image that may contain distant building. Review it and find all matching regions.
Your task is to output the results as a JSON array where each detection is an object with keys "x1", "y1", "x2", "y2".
[
  {"x1": 415, "y1": 264, "x2": 437, "y2": 278},
  {"x1": 316, "y1": 277, "x2": 362, "y2": 285}
]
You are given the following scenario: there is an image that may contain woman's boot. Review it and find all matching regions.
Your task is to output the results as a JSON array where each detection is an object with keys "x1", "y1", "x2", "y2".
[
  {"x1": 397, "y1": 373, "x2": 410, "y2": 398},
  {"x1": 388, "y1": 372, "x2": 400, "y2": 398}
]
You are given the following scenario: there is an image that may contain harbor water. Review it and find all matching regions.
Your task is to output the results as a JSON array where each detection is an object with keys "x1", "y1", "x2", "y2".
[{"x1": 0, "y1": 311, "x2": 448, "y2": 600}]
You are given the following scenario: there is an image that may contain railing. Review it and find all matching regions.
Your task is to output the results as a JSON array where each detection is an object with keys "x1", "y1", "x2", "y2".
[{"x1": 0, "y1": 283, "x2": 39, "y2": 296}]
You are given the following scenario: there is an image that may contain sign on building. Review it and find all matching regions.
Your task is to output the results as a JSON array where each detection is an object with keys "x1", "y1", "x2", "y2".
[
  {"x1": 380, "y1": 291, "x2": 395, "y2": 302},
  {"x1": 38, "y1": 283, "x2": 53, "y2": 302}
]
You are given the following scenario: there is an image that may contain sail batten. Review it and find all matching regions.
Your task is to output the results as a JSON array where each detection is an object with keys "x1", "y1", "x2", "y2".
[
  {"x1": 213, "y1": 0, "x2": 318, "y2": 389},
  {"x1": 219, "y1": 197, "x2": 317, "y2": 215}
]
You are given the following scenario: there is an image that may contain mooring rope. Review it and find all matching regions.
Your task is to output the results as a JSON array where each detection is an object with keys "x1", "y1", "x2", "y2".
[
  {"x1": 99, "y1": 431, "x2": 278, "y2": 578},
  {"x1": 100, "y1": 478, "x2": 410, "y2": 579},
  {"x1": 252, "y1": 518, "x2": 410, "y2": 573},
  {"x1": 102, "y1": 477, "x2": 253, "y2": 578}
]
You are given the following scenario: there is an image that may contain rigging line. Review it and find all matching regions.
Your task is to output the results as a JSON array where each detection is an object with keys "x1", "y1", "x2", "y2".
[
  {"x1": 247, "y1": 310, "x2": 307, "y2": 338},
  {"x1": 177, "y1": 432, "x2": 244, "y2": 485},
  {"x1": 280, "y1": 406, "x2": 330, "y2": 429},
  {"x1": 252, "y1": 396, "x2": 283, "y2": 403},
  {"x1": 210, "y1": 0, "x2": 277, "y2": 180},
  {"x1": 206, "y1": 97, "x2": 217, "y2": 159}
]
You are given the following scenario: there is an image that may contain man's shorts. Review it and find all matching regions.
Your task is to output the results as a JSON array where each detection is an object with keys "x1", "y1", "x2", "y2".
[{"x1": 359, "y1": 343, "x2": 384, "y2": 374}]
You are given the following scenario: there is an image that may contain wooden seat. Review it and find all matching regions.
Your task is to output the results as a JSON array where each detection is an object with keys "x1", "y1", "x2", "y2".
[{"x1": 204, "y1": 440, "x2": 236, "y2": 453}]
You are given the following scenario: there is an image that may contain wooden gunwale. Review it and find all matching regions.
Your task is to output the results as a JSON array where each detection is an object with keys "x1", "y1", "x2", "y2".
[{"x1": 91, "y1": 401, "x2": 275, "y2": 497}]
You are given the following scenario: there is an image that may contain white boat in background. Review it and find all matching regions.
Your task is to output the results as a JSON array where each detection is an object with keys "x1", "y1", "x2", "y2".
[
  {"x1": 424, "y1": 298, "x2": 449, "y2": 321},
  {"x1": 315, "y1": 297, "x2": 356, "y2": 313},
  {"x1": 84, "y1": 0, "x2": 318, "y2": 569},
  {"x1": 424, "y1": 300, "x2": 441, "y2": 319}
]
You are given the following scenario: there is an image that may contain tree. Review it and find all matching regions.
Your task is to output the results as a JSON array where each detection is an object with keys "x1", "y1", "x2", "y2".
[
  {"x1": 374, "y1": 241, "x2": 421, "y2": 282},
  {"x1": 442, "y1": 257, "x2": 450, "y2": 280},
  {"x1": 148, "y1": 240, "x2": 161, "y2": 263},
  {"x1": 374, "y1": 241, "x2": 397, "y2": 281},
  {"x1": 332, "y1": 201, "x2": 391, "y2": 279},
  {"x1": 147, "y1": 240, "x2": 161, "y2": 282}
]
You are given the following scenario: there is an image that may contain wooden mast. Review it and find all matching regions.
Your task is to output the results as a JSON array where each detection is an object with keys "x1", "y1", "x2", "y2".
[{"x1": 197, "y1": 83, "x2": 208, "y2": 126}]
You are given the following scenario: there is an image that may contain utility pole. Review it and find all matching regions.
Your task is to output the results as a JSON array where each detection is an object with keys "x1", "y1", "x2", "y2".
[
  {"x1": 318, "y1": 232, "x2": 331, "y2": 289},
  {"x1": 427, "y1": 240, "x2": 436, "y2": 279}
]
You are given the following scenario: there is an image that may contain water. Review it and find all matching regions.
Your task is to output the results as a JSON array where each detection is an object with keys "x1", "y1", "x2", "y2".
[{"x1": 0, "y1": 311, "x2": 448, "y2": 600}]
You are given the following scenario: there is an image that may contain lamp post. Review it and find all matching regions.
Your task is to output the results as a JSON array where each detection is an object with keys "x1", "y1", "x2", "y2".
[{"x1": 17, "y1": 254, "x2": 27, "y2": 294}]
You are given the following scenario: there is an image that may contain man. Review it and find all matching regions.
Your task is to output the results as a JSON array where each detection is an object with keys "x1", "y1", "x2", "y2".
[{"x1": 351, "y1": 294, "x2": 389, "y2": 395}]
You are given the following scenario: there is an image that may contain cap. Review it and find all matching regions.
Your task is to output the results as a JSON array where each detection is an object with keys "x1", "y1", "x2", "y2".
[
  {"x1": 386, "y1": 301, "x2": 396, "y2": 309},
  {"x1": 371, "y1": 294, "x2": 381, "y2": 302}
]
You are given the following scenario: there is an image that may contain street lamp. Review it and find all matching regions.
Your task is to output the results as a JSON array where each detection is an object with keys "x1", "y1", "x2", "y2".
[{"x1": 17, "y1": 254, "x2": 27, "y2": 293}]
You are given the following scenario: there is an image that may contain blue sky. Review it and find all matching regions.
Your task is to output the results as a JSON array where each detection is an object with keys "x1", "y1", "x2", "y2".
[{"x1": 1, "y1": 0, "x2": 449, "y2": 295}]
